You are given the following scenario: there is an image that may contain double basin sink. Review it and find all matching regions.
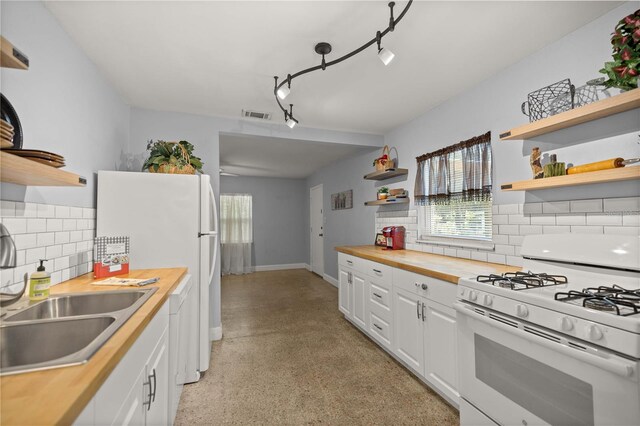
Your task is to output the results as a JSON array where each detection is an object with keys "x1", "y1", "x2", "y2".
[{"x1": 0, "y1": 288, "x2": 157, "y2": 375}]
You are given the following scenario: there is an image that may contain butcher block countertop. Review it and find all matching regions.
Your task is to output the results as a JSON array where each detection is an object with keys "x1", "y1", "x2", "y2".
[
  {"x1": 0, "y1": 267, "x2": 187, "y2": 426},
  {"x1": 335, "y1": 245, "x2": 520, "y2": 284}
]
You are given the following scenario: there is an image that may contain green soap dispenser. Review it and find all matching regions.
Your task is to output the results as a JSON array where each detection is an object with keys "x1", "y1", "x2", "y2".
[{"x1": 29, "y1": 259, "x2": 51, "y2": 301}]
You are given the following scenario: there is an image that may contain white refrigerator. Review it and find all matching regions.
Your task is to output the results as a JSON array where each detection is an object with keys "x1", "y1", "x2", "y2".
[{"x1": 96, "y1": 171, "x2": 218, "y2": 383}]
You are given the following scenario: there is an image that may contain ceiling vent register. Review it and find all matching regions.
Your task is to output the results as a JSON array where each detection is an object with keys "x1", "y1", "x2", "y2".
[
  {"x1": 272, "y1": 1, "x2": 413, "y2": 128},
  {"x1": 242, "y1": 110, "x2": 272, "y2": 121}
]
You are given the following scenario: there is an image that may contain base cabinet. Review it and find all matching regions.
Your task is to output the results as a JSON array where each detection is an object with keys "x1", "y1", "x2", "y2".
[
  {"x1": 424, "y1": 299, "x2": 459, "y2": 402},
  {"x1": 392, "y1": 288, "x2": 424, "y2": 375},
  {"x1": 76, "y1": 301, "x2": 170, "y2": 426},
  {"x1": 338, "y1": 267, "x2": 352, "y2": 318},
  {"x1": 352, "y1": 273, "x2": 367, "y2": 329}
]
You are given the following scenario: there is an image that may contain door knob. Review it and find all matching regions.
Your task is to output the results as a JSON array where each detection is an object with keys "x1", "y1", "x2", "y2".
[{"x1": 319, "y1": 233, "x2": 323, "y2": 237}]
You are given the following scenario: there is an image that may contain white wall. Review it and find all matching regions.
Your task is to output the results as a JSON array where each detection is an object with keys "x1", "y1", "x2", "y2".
[
  {"x1": 0, "y1": 0, "x2": 130, "y2": 208},
  {"x1": 311, "y1": 2, "x2": 640, "y2": 281},
  {"x1": 220, "y1": 176, "x2": 308, "y2": 268}
]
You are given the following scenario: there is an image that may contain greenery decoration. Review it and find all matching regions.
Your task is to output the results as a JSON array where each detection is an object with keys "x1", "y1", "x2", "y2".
[{"x1": 599, "y1": 9, "x2": 640, "y2": 91}]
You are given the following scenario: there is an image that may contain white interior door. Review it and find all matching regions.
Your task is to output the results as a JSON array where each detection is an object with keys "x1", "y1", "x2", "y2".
[{"x1": 310, "y1": 184, "x2": 324, "y2": 276}]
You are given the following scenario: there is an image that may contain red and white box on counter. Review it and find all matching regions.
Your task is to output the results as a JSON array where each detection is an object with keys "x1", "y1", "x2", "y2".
[{"x1": 94, "y1": 236, "x2": 130, "y2": 278}]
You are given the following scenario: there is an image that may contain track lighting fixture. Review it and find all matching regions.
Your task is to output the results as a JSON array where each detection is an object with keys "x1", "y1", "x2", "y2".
[
  {"x1": 273, "y1": 1, "x2": 412, "y2": 127},
  {"x1": 285, "y1": 104, "x2": 298, "y2": 129}
]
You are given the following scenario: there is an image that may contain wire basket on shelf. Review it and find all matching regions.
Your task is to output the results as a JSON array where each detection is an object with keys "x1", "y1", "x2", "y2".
[{"x1": 521, "y1": 79, "x2": 575, "y2": 122}]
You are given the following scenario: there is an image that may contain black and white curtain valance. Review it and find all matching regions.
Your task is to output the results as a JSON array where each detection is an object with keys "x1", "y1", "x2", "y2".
[{"x1": 414, "y1": 131, "x2": 492, "y2": 205}]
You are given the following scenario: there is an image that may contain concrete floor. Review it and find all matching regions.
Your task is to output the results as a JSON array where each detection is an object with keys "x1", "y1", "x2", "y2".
[{"x1": 175, "y1": 269, "x2": 459, "y2": 425}]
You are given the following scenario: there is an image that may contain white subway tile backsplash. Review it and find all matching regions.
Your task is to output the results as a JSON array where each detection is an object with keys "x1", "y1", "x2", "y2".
[
  {"x1": 3, "y1": 218, "x2": 27, "y2": 234},
  {"x1": 556, "y1": 214, "x2": 586, "y2": 226},
  {"x1": 55, "y1": 232, "x2": 70, "y2": 245},
  {"x1": 37, "y1": 204, "x2": 56, "y2": 218},
  {"x1": 36, "y1": 232, "x2": 55, "y2": 247},
  {"x1": 498, "y1": 204, "x2": 519, "y2": 215},
  {"x1": 26, "y1": 247, "x2": 46, "y2": 264},
  {"x1": 0, "y1": 201, "x2": 15, "y2": 217},
  {"x1": 27, "y1": 219, "x2": 47, "y2": 233},
  {"x1": 522, "y1": 203, "x2": 543, "y2": 215},
  {"x1": 456, "y1": 249, "x2": 471, "y2": 259},
  {"x1": 542, "y1": 201, "x2": 570, "y2": 214},
  {"x1": 46, "y1": 218, "x2": 63, "y2": 232},
  {"x1": 519, "y1": 225, "x2": 543, "y2": 235},
  {"x1": 494, "y1": 244, "x2": 515, "y2": 255},
  {"x1": 604, "y1": 197, "x2": 640, "y2": 213},
  {"x1": 570, "y1": 199, "x2": 603, "y2": 213},
  {"x1": 471, "y1": 251, "x2": 488, "y2": 262},
  {"x1": 46, "y1": 245, "x2": 63, "y2": 259},
  {"x1": 14, "y1": 233, "x2": 37, "y2": 250},
  {"x1": 571, "y1": 225, "x2": 603, "y2": 234},
  {"x1": 509, "y1": 235, "x2": 525, "y2": 246},
  {"x1": 604, "y1": 226, "x2": 640, "y2": 235},
  {"x1": 586, "y1": 213, "x2": 623, "y2": 226},
  {"x1": 543, "y1": 225, "x2": 571, "y2": 234},
  {"x1": 431, "y1": 247, "x2": 444, "y2": 255},
  {"x1": 2, "y1": 200, "x2": 96, "y2": 290},
  {"x1": 623, "y1": 213, "x2": 640, "y2": 227},
  {"x1": 444, "y1": 248, "x2": 457, "y2": 257},
  {"x1": 508, "y1": 214, "x2": 530, "y2": 225},
  {"x1": 499, "y1": 225, "x2": 519, "y2": 235},
  {"x1": 493, "y1": 215, "x2": 508, "y2": 225},
  {"x1": 530, "y1": 215, "x2": 556, "y2": 225},
  {"x1": 491, "y1": 234, "x2": 509, "y2": 245},
  {"x1": 56, "y1": 205, "x2": 70, "y2": 218}
]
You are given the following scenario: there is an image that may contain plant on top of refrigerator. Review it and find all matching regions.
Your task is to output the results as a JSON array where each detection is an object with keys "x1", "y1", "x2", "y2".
[
  {"x1": 599, "y1": 9, "x2": 640, "y2": 91},
  {"x1": 142, "y1": 140, "x2": 203, "y2": 174}
]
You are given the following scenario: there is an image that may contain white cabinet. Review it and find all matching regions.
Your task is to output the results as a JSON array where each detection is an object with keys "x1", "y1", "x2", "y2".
[
  {"x1": 82, "y1": 301, "x2": 170, "y2": 426},
  {"x1": 392, "y1": 288, "x2": 424, "y2": 375},
  {"x1": 423, "y1": 299, "x2": 459, "y2": 402},
  {"x1": 352, "y1": 273, "x2": 367, "y2": 329},
  {"x1": 338, "y1": 267, "x2": 352, "y2": 318}
]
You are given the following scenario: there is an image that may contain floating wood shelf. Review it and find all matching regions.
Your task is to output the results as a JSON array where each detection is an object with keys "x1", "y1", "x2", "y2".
[
  {"x1": 0, "y1": 36, "x2": 29, "y2": 70},
  {"x1": 501, "y1": 166, "x2": 640, "y2": 191},
  {"x1": 500, "y1": 89, "x2": 640, "y2": 141},
  {"x1": 0, "y1": 152, "x2": 86, "y2": 186},
  {"x1": 364, "y1": 198, "x2": 410, "y2": 206},
  {"x1": 363, "y1": 168, "x2": 408, "y2": 180}
]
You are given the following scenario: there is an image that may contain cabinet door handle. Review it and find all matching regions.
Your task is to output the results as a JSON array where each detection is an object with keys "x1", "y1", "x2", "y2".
[
  {"x1": 346, "y1": 260, "x2": 353, "y2": 265},
  {"x1": 417, "y1": 300, "x2": 421, "y2": 320},
  {"x1": 422, "y1": 302, "x2": 426, "y2": 322},
  {"x1": 144, "y1": 378, "x2": 152, "y2": 411},
  {"x1": 373, "y1": 323, "x2": 383, "y2": 331},
  {"x1": 151, "y1": 368, "x2": 157, "y2": 402},
  {"x1": 373, "y1": 269, "x2": 382, "y2": 274},
  {"x1": 373, "y1": 292, "x2": 382, "y2": 299}
]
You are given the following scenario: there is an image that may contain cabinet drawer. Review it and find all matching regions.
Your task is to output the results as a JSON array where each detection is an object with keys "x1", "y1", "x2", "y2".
[
  {"x1": 362, "y1": 259, "x2": 392, "y2": 284},
  {"x1": 393, "y1": 268, "x2": 457, "y2": 307},
  {"x1": 369, "y1": 280, "x2": 391, "y2": 312},
  {"x1": 368, "y1": 311, "x2": 392, "y2": 350},
  {"x1": 338, "y1": 253, "x2": 364, "y2": 270}
]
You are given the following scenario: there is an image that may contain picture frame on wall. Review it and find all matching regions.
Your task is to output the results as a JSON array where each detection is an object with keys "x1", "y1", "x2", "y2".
[
  {"x1": 331, "y1": 189, "x2": 353, "y2": 210},
  {"x1": 375, "y1": 233, "x2": 386, "y2": 247}
]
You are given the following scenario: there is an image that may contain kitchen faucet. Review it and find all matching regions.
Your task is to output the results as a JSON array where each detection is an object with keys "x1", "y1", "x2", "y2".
[{"x1": 0, "y1": 223, "x2": 26, "y2": 308}]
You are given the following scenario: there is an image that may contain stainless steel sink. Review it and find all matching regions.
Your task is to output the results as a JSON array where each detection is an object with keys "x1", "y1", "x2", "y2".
[
  {"x1": 3, "y1": 290, "x2": 149, "y2": 322},
  {"x1": 0, "y1": 288, "x2": 158, "y2": 375}
]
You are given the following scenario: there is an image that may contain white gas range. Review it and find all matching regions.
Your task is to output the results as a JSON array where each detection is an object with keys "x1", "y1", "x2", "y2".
[{"x1": 454, "y1": 234, "x2": 640, "y2": 426}]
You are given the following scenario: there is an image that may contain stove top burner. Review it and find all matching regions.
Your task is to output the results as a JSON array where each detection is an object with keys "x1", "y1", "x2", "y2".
[
  {"x1": 476, "y1": 271, "x2": 568, "y2": 290},
  {"x1": 555, "y1": 285, "x2": 640, "y2": 316}
]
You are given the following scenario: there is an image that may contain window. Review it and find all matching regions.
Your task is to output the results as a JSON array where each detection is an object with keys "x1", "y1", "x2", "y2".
[
  {"x1": 415, "y1": 132, "x2": 493, "y2": 245},
  {"x1": 220, "y1": 194, "x2": 253, "y2": 244}
]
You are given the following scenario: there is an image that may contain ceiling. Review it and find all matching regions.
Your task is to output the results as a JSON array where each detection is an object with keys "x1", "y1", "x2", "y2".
[
  {"x1": 219, "y1": 133, "x2": 375, "y2": 178},
  {"x1": 44, "y1": 1, "x2": 620, "y2": 135}
]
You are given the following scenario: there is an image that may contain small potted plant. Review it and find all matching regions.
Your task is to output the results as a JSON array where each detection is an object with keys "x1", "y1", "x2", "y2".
[
  {"x1": 599, "y1": 9, "x2": 639, "y2": 91},
  {"x1": 377, "y1": 187, "x2": 389, "y2": 200},
  {"x1": 142, "y1": 140, "x2": 203, "y2": 174}
]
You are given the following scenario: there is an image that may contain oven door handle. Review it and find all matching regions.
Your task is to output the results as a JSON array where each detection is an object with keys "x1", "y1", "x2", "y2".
[{"x1": 454, "y1": 302, "x2": 635, "y2": 378}]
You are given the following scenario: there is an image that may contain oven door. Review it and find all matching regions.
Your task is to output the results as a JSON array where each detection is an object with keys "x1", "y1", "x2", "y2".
[{"x1": 454, "y1": 302, "x2": 640, "y2": 426}]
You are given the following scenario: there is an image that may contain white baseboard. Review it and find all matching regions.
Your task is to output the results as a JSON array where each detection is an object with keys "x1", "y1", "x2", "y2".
[
  {"x1": 254, "y1": 263, "x2": 308, "y2": 272},
  {"x1": 305, "y1": 263, "x2": 311, "y2": 271},
  {"x1": 323, "y1": 273, "x2": 338, "y2": 288},
  {"x1": 210, "y1": 326, "x2": 222, "y2": 341}
]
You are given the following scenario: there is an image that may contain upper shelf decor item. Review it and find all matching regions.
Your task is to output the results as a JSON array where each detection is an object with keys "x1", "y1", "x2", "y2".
[
  {"x1": 521, "y1": 79, "x2": 575, "y2": 122},
  {"x1": 331, "y1": 189, "x2": 353, "y2": 210},
  {"x1": 567, "y1": 157, "x2": 639, "y2": 175},
  {"x1": 543, "y1": 154, "x2": 566, "y2": 178},
  {"x1": 1, "y1": 93, "x2": 22, "y2": 149},
  {"x1": 377, "y1": 187, "x2": 389, "y2": 200},
  {"x1": 272, "y1": 1, "x2": 413, "y2": 128},
  {"x1": 142, "y1": 140, "x2": 203, "y2": 175},
  {"x1": 374, "y1": 145, "x2": 396, "y2": 171},
  {"x1": 530, "y1": 147, "x2": 543, "y2": 179},
  {"x1": 599, "y1": 9, "x2": 639, "y2": 92}
]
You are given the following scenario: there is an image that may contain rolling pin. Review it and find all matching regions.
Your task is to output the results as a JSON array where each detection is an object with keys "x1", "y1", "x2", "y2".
[{"x1": 567, "y1": 158, "x2": 639, "y2": 175}]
